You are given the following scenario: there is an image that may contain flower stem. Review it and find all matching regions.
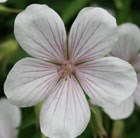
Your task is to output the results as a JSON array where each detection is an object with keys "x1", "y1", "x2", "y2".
[
  {"x1": 0, "y1": 5, "x2": 22, "y2": 13},
  {"x1": 34, "y1": 102, "x2": 47, "y2": 138},
  {"x1": 112, "y1": 120, "x2": 124, "y2": 138},
  {"x1": 34, "y1": 103, "x2": 41, "y2": 129},
  {"x1": 90, "y1": 105, "x2": 108, "y2": 138},
  {"x1": 41, "y1": 134, "x2": 46, "y2": 138}
]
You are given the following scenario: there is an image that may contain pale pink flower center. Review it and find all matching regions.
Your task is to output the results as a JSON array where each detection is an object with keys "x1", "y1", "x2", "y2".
[{"x1": 58, "y1": 61, "x2": 75, "y2": 78}]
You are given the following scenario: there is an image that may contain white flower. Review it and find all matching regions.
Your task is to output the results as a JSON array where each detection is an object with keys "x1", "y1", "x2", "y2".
[
  {"x1": 0, "y1": 0, "x2": 7, "y2": 3},
  {"x1": 104, "y1": 23, "x2": 140, "y2": 120},
  {"x1": 4, "y1": 4, "x2": 137, "y2": 138},
  {"x1": 0, "y1": 98, "x2": 21, "y2": 138}
]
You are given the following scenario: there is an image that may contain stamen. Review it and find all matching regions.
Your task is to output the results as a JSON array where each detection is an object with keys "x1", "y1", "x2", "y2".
[{"x1": 58, "y1": 61, "x2": 74, "y2": 79}]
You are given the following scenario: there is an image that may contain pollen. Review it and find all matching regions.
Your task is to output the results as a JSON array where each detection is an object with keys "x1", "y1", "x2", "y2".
[{"x1": 58, "y1": 61, "x2": 75, "y2": 79}]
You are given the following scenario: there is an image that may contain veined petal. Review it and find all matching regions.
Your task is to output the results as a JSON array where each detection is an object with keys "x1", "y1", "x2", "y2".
[
  {"x1": 14, "y1": 4, "x2": 67, "y2": 63},
  {"x1": 111, "y1": 23, "x2": 140, "y2": 61},
  {"x1": 75, "y1": 57, "x2": 137, "y2": 108},
  {"x1": 68, "y1": 7, "x2": 117, "y2": 63},
  {"x1": 4, "y1": 58, "x2": 60, "y2": 107},
  {"x1": 134, "y1": 74, "x2": 140, "y2": 106},
  {"x1": 0, "y1": 98, "x2": 21, "y2": 138},
  {"x1": 40, "y1": 77, "x2": 90, "y2": 138},
  {"x1": 103, "y1": 96, "x2": 134, "y2": 120}
]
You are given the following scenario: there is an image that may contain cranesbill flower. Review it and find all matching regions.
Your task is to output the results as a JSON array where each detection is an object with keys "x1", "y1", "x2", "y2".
[
  {"x1": 4, "y1": 4, "x2": 137, "y2": 138},
  {"x1": 0, "y1": 98, "x2": 21, "y2": 138},
  {"x1": 104, "y1": 23, "x2": 140, "y2": 120}
]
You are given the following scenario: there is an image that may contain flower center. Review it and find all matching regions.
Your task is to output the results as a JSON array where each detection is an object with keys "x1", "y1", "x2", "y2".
[{"x1": 58, "y1": 61, "x2": 74, "y2": 79}]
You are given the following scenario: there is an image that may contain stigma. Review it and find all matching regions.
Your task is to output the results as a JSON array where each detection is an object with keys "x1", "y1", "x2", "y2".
[{"x1": 58, "y1": 61, "x2": 75, "y2": 79}]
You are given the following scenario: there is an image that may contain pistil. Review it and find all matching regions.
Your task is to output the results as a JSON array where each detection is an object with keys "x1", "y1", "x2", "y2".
[{"x1": 58, "y1": 61, "x2": 75, "y2": 79}]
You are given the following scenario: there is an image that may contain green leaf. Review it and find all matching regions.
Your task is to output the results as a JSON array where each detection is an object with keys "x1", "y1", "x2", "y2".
[
  {"x1": 62, "y1": 0, "x2": 92, "y2": 24},
  {"x1": 19, "y1": 108, "x2": 36, "y2": 130}
]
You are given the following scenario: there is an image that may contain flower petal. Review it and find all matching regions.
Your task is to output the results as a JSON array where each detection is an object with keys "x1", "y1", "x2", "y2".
[
  {"x1": 103, "y1": 96, "x2": 134, "y2": 120},
  {"x1": 111, "y1": 23, "x2": 140, "y2": 61},
  {"x1": 68, "y1": 7, "x2": 117, "y2": 63},
  {"x1": 4, "y1": 58, "x2": 60, "y2": 107},
  {"x1": 75, "y1": 57, "x2": 137, "y2": 108},
  {"x1": 134, "y1": 74, "x2": 140, "y2": 106},
  {"x1": 0, "y1": 0, "x2": 7, "y2": 3},
  {"x1": 40, "y1": 77, "x2": 90, "y2": 138},
  {"x1": 0, "y1": 98, "x2": 21, "y2": 138},
  {"x1": 14, "y1": 4, "x2": 67, "y2": 63}
]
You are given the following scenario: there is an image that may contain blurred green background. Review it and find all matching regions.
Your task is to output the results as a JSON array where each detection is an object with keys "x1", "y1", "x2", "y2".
[{"x1": 0, "y1": 0, "x2": 140, "y2": 138}]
